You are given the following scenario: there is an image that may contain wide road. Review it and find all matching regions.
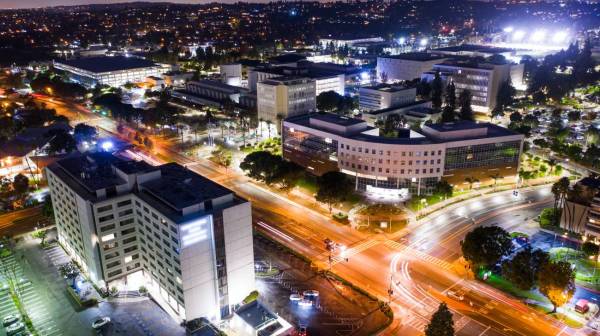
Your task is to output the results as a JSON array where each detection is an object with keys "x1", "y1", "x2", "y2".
[{"x1": 37, "y1": 96, "x2": 574, "y2": 335}]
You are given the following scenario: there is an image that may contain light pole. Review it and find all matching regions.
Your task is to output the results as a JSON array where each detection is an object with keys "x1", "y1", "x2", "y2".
[{"x1": 387, "y1": 274, "x2": 394, "y2": 304}]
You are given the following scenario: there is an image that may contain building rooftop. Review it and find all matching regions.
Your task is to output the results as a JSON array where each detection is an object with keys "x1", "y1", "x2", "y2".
[
  {"x1": 141, "y1": 162, "x2": 232, "y2": 210},
  {"x1": 235, "y1": 301, "x2": 278, "y2": 330},
  {"x1": 380, "y1": 52, "x2": 446, "y2": 61},
  {"x1": 364, "y1": 100, "x2": 429, "y2": 116},
  {"x1": 285, "y1": 113, "x2": 522, "y2": 144},
  {"x1": 268, "y1": 53, "x2": 306, "y2": 64},
  {"x1": 55, "y1": 56, "x2": 158, "y2": 73},
  {"x1": 360, "y1": 84, "x2": 413, "y2": 93}
]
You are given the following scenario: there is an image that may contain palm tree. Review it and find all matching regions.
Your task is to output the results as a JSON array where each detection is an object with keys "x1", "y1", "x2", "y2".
[
  {"x1": 266, "y1": 120, "x2": 273, "y2": 139},
  {"x1": 465, "y1": 176, "x2": 479, "y2": 190},
  {"x1": 276, "y1": 113, "x2": 285, "y2": 135},
  {"x1": 258, "y1": 117, "x2": 264, "y2": 137},
  {"x1": 551, "y1": 177, "x2": 570, "y2": 225},
  {"x1": 489, "y1": 173, "x2": 502, "y2": 190},
  {"x1": 545, "y1": 158, "x2": 557, "y2": 175}
]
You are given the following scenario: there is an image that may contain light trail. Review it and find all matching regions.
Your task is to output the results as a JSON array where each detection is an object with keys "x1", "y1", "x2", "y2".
[{"x1": 256, "y1": 221, "x2": 294, "y2": 242}]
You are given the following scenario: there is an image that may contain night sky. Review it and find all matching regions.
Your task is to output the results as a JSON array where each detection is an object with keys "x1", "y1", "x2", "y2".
[{"x1": 0, "y1": 0, "x2": 267, "y2": 9}]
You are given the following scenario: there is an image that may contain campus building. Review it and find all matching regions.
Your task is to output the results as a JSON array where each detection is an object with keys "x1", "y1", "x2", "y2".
[
  {"x1": 358, "y1": 84, "x2": 417, "y2": 111},
  {"x1": 53, "y1": 56, "x2": 170, "y2": 88},
  {"x1": 46, "y1": 153, "x2": 255, "y2": 322},
  {"x1": 376, "y1": 53, "x2": 448, "y2": 82},
  {"x1": 282, "y1": 113, "x2": 523, "y2": 199},
  {"x1": 423, "y1": 60, "x2": 523, "y2": 114},
  {"x1": 248, "y1": 66, "x2": 345, "y2": 96},
  {"x1": 257, "y1": 77, "x2": 316, "y2": 125}
]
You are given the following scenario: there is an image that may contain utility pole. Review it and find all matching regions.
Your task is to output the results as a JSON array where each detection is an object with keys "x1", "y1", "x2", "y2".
[{"x1": 387, "y1": 274, "x2": 394, "y2": 304}]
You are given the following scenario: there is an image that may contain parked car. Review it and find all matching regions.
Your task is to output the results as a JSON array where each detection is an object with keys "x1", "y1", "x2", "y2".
[
  {"x1": 6, "y1": 322, "x2": 25, "y2": 335},
  {"x1": 91, "y1": 317, "x2": 111, "y2": 329},
  {"x1": 2, "y1": 314, "x2": 19, "y2": 327},
  {"x1": 289, "y1": 294, "x2": 302, "y2": 302},
  {"x1": 303, "y1": 290, "x2": 319, "y2": 297}
]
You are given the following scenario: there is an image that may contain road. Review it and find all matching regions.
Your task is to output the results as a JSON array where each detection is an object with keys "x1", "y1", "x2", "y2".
[
  {"x1": 35, "y1": 96, "x2": 579, "y2": 335},
  {"x1": 0, "y1": 206, "x2": 44, "y2": 236}
]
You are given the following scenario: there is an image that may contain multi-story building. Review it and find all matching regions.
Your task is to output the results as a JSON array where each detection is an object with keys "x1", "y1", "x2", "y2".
[
  {"x1": 248, "y1": 66, "x2": 345, "y2": 96},
  {"x1": 427, "y1": 61, "x2": 512, "y2": 113},
  {"x1": 220, "y1": 63, "x2": 243, "y2": 86},
  {"x1": 282, "y1": 113, "x2": 523, "y2": 199},
  {"x1": 46, "y1": 153, "x2": 255, "y2": 322},
  {"x1": 257, "y1": 77, "x2": 316, "y2": 125},
  {"x1": 358, "y1": 85, "x2": 417, "y2": 112},
  {"x1": 376, "y1": 53, "x2": 447, "y2": 82},
  {"x1": 172, "y1": 80, "x2": 256, "y2": 109},
  {"x1": 53, "y1": 56, "x2": 170, "y2": 88}
]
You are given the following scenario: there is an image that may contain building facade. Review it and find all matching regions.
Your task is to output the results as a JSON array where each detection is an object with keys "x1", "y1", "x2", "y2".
[
  {"x1": 282, "y1": 113, "x2": 523, "y2": 199},
  {"x1": 46, "y1": 153, "x2": 254, "y2": 322},
  {"x1": 376, "y1": 53, "x2": 447, "y2": 82},
  {"x1": 358, "y1": 85, "x2": 417, "y2": 112},
  {"x1": 53, "y1": 56, "x2": 169, "y2": 88},
  {"x1": 429, "y1": 62, "x2": 511, "y2": 113},
  {"x1": 257, "y1": 77, "x2": 316, "y2": 125}
]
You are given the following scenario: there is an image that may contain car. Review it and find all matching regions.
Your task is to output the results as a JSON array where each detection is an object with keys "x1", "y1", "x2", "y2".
[
  {"x1": 3, "y1": 314, "x2": 19, "y2": 326},
  {"x1": 446, "y1": 290, "x2": 464, "y2": 301},
  {"x1": 303, "y1": 290, "x2": 319, "y2": 297},
  {"x1": 298, "y1": 325, "x2": 307, "y2": 336},
  {"x1": 91, "y1": 317, "x2": 111, "y2": 329},
  {"x1": 6, "y1": 322, "x2": 25, "y2": 335},
  {"x1": 298, "y1": 299, "x2": 313, "y2": 308},
  {"x1": 289, "y1": 294, "x2": 302, "y2": 301}
]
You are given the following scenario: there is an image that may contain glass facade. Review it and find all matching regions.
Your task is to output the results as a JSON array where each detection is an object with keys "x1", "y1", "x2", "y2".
[
  {"x1": 444, "y1": 141, "x2": 521, "y2": 171},
  {"x1": 356, "y1": 176, "x2": 438, "y2": 195},
  {"x1": 282, "y1": 127, "x2": 338, "y2": 163}
]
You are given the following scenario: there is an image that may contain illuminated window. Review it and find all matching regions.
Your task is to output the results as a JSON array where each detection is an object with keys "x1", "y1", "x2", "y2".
[{"x1": 101, "y1": 234, "x2": 115, "y2": 242}]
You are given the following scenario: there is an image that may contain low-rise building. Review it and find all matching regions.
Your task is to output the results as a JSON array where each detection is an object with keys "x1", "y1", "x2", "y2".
[
  {"x1": 172, "y1": 80, "x2": 256, "y2": 109},
  {"x1": 282, "y1": 113, "x2": 523, "y2": 199},
  {"x1": 361, "y1": 100, "x2": 432, "y2": 126},
  {"x1": 46, "y1": 153, "x2": 255, "y2": 322},
  {"x1": 376, "y1": 53, "x2": 447, "y2": 82},
  {"x1": 248, "y1": 66, "x2": 345, "y2": 96},
  {"x1": 358, "y1": 84, "x2": 417, "y2": 112},
  {"x1": 53, "y1": 56, "x2": 170, "y2": 88}
]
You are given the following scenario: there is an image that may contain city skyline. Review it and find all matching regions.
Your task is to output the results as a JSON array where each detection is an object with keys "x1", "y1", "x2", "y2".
[{"x1": 3, "y1": 0, "x2": 288, "y2": 10}]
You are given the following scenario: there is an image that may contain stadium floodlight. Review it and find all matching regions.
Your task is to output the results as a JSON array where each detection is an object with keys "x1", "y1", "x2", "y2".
[
  {"x1": 552, "y1": 31, "x2": 568, "y2": 44},
  {"x1": 530, "y1": 30, "x2": 546, "y2": 43},
  {"x1": 512, "y1": 30, "x2": 526, "y2": 42},
  {"x1": 397, "y1": 37, "x2": 406, "y2": 44},
  {"x1": 503, "y1": 26, "x2": 514, "y2": 33},
  {"x1": 419, "y1": 38, "x2": 428, "y2": 46}
]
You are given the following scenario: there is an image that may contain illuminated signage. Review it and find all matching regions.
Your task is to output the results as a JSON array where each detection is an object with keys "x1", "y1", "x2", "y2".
[{"x1": 180, "y1": 216, "x2": 210, "y2": 248}]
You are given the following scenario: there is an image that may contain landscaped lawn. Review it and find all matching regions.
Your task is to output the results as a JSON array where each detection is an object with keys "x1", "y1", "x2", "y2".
[
  {"x1": 550, "y1": 247, "x2": 600, "y2": 288},
  {"x1": 485, "y1": 273, "x2": 548, "y2": 303}
]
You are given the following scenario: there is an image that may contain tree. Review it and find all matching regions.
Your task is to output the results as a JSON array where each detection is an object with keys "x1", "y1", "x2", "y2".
[
  {"x1": 502, "y1": 248, "x2": 549, "y2": 291},
  {"x1": 489, "y1": 172, "x2": 502, "y2": 190},
  {"x1": 582, "y1": 241, "x2": 600, "y2": 257},
  {"x1": 464, "y1": 176, "x2": 479, "y2": 190},
  {"x1": 434, "y1": 180, "x2": 453, "y2": 198},
  {"x1": 316, "y1": 91, "x2": 342, "y2": 112},
  {"x1": 42, "y1": 195, "x2": 54, "y2": 219},
  {"x1": 496, "y1": 79, "x2": 516, "y2": 112},
  {"x1": 210, "y1": 146, "x2": 233, "y2": 169},
  {"x1": 316, "y1": 171, "x2": 353, "y2": 213},
  {"x1": 47, "y1": 130, "x2": 76, "y2": 154},
  {"x1": 239, "y1": 151, "x2": 286, "y2": 185},
  {"x1": 430, "y1": 71, "x2": 443, "y2": 111},
  {"x1": 461, "y1": 226, "x2": 513, "y2": 269},
  {"x1": 585, "y1": 126, "x2": 600, "y2": 146},
  {"x1": 537, "y1": 260, "x2": 575, "y2": 313},
  {"x1": 551, "y1": 177, "x2": 570, "y2": 225},
  {"x1": 458, "y1": 90, "x2": 474, "y2": 121},
  {"x1": 424, "y1": 302, "x2": 454, "y2": 336},
  {"x1": 73, "y1": 123, "x2": 97, "y2": 143},
  {"x1": 12, "y1": 174, "x2": 29, "y2": 195},
  {"x1": 444, "y1": 82, "x2": 456, "y2": 110},
  {"x1": 509, "y1": 112, "x2": 522, "y2": 123}
]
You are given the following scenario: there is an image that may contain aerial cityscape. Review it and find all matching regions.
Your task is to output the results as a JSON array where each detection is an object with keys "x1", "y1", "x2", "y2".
[{"x1": 0, "y1": 0, "x2": 599, "y2": 335}]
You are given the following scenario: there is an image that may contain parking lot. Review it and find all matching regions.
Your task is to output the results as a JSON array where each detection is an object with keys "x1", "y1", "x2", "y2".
[
  {"x1": 0, "y1": 234, "x2": 186, "y2": 336},
  {"x1": 254, "y1": 235, "x2": 390, "y2": 336}
]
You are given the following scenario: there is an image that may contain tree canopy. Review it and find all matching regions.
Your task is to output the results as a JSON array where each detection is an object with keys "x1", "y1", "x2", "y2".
[
  {"x1": 502, "y1": 248, "x2": 549, "y2": 291},
  {"x1": 461, "y1": 226, "x2": 512, "y2": 268},
  {"x1": 424, "y1": 303, "x2": 454, "y2": 336},
  {"x1": 316, "y1": 171, "x2": 353, "y2": 213}
]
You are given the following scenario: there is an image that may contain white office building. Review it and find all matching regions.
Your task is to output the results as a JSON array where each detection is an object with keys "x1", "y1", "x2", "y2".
[
  {"x1": 376, "y1": 53, "x2": 448, "y2": 82},
  {"x1": 358, "y1": 85, "x2": 417, "y2": 112},
  {"x1": 53, "y1": 56, "x2": 170, "y2": 88},
  {"x1": 220, "y1": 63, "x2": 243, "y2": 87},
  {"x1": 46, "y1": 153, "x2": 255, "y2": 322},
  {"x1": 257, "y1": 77, "x2": 316, "y2": 125},
  {"x1": 428, "y1": 61, "x2": 513, "y2": 113}
]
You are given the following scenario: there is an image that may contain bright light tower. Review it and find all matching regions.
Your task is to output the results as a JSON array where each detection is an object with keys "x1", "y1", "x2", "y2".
[
  {"x1": 419, "y1": 38, "x2": 428, "y2": 47},
  {"x1": 530, "y1": 30, "x2": 546, "y2": 43},
  {"x1": 503, "y1": 26, "x2": 514, "y2": 33},
  {"x1": 512, "y1": 30, "x2": 526, "y2": 42},
  {"x1": 552, "y1": 30, "x2": 569, "y2": 44},
  {"x1": 397, "y1": 37, "x2": 406, "y2": 45}
]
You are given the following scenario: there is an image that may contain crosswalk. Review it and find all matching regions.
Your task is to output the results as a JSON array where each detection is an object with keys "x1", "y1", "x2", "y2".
[
  {"x1": 384, "y1": 240, "x2": 454, "y2": 271},
  {"x1": 0, "y1": 253, "x2": 62, "y2": 336},
  {"x1": 330, "y1": 239, "x2": 381, "y2": 265}
]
